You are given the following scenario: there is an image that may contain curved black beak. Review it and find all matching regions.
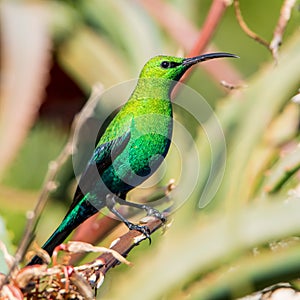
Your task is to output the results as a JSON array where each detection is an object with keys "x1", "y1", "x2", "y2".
[{"x1": 182, "y1": 52, "x2": 238, "y2": 67}]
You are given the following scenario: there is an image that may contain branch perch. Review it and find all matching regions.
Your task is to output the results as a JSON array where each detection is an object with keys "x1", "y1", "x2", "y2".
[
  {"x1": 82, "y1": 212, "x2": 170, "y2": 289},
  {"x1": 0, "y1": 213, "x2": 168, "y2": 299}
]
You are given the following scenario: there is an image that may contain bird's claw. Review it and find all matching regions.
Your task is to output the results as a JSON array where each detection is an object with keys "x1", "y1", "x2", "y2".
[
  {"x1": 127, "y1": 222, "x2": 152, "y2": 244},
  {"x1": 145, "y1": 207, "x2": 166, "y2": 223}
]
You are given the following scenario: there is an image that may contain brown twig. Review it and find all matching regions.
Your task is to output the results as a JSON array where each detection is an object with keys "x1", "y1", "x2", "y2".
[
  {"x1": 2, "y1": 84, "x2": 104, "y2": 288},
  {"x1": 233, "y1": 0, "x2": 270, "y2": 49},
  {"x1": 270, "y1": 0, "x2": 296, "y2": 61},
  {"x1": 234, "y1": 0, "x2": 296, "y2": 62},
  {"x1": 81, "y1": 212, "x2": 169, "y2": 289}
]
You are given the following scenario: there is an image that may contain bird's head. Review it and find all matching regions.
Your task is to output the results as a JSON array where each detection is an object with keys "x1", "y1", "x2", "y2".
[
  {"x1": 139, "y1": 52, "x2": 238, "y2": 82},
  {"x1": 131, "y1": 52, "x2": 238, "y2": 99}
]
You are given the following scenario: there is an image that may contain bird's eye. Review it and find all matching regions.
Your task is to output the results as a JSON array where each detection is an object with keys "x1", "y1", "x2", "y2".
[
  {"x1": 160, "y1": 61, "x2": 181, "y2": 69},
  {"x1": 160, "y1": 61, "x2": 171, "y2": 69}
]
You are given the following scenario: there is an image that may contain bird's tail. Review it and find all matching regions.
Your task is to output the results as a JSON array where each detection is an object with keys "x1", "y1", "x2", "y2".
[
  {"x1": 27, "y1": 226, "x2": 73, "y2": 265},
  {"x1": 27, "y1": 197, "x2": 98, "y2": 266}
]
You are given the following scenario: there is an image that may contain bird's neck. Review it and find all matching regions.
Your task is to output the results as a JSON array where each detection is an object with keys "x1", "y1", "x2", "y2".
[{"x1": 131, "y1": 78, "x2": 175, "y2": 101}]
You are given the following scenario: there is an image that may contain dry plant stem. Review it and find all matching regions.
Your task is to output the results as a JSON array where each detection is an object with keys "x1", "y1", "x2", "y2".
[
  {"x1": 270, "y1": 0, "x2": 296, "y2": 60},
  {"x1": 3, "y1": 84, "x2": 104, "y2": 286},
  {"x1": 233, "y1": 0, "x2": 270, "y2": 49},
  {"x1": 69, "y1": 215, "x2": 120, "y2": 265},
  {"x1": 82, "y1": 212, "x2": 169, "y2": 288},
  {"x1": 53, "y1": 241, "x2": 131, "y2": 266}
]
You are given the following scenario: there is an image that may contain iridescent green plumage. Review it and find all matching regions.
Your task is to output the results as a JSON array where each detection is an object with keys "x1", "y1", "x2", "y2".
[{"x1": 28, "y1": 52, "x2": 237, "y2": 265}]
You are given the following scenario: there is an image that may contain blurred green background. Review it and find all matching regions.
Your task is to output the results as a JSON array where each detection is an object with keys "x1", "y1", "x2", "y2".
[{"x1": 0, "y1": 0, "x2": 300, "y2": 299}]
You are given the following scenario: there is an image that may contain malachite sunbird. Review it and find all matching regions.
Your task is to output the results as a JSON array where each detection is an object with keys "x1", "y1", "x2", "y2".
[{"x1": 28, "y1": 52, "x2": 237, "y2": 265}]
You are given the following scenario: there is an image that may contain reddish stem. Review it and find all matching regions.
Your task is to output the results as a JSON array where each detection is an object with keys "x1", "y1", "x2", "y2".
[
  {"x1": 138, "y1": 0, "x2": 242, "y2": 86},
  {"x1": 179, "y1": 0, "x2": 230, "y2": 85},
  {"x1": 68, "y1": 214, "x2": 120, "y2": 264}
]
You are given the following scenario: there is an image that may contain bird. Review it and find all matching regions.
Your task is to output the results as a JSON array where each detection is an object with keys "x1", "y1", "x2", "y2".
[{"x1": 27, "y1": 52, "x2": 237, "y2": 265}]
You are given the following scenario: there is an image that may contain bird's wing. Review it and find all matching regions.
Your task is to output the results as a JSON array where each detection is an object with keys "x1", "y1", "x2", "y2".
[{"x1": 66, "y1": 130, "x2": 131, "y2": 214}]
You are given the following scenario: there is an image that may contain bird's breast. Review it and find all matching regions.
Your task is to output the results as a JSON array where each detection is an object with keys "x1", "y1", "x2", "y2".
[{"x1": 102, "y1": 99, "x2": 173, "y2": 193}]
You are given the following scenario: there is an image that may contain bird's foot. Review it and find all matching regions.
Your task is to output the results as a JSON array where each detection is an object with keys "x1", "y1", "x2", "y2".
[
  {"x1": 144, "y1": 206, "x2": 166, "y2": 223},
  {"x1": 125, "y1": 222, "x2": 151, "y2": 244},
  {"x1": 107, "y1": 194, "x2": 166, "y2": 223},
  {"x1": 105, "y1": 194, "x2": 166, "y2": 244}
]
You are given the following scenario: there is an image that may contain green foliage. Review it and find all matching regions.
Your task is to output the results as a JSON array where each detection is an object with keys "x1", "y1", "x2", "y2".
[{"x1": 2, "y1": 124, "x2": 67, "y2": 190}]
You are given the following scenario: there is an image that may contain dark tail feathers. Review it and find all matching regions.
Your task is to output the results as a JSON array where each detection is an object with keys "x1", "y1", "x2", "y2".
[{"x1": 26, "y1": 226, "x2": 73, "y2": 266}]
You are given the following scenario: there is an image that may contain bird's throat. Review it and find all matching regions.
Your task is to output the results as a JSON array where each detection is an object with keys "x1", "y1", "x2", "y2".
[{"x1": 131, "y1": 78, "x2": 175, "y2": 101}]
